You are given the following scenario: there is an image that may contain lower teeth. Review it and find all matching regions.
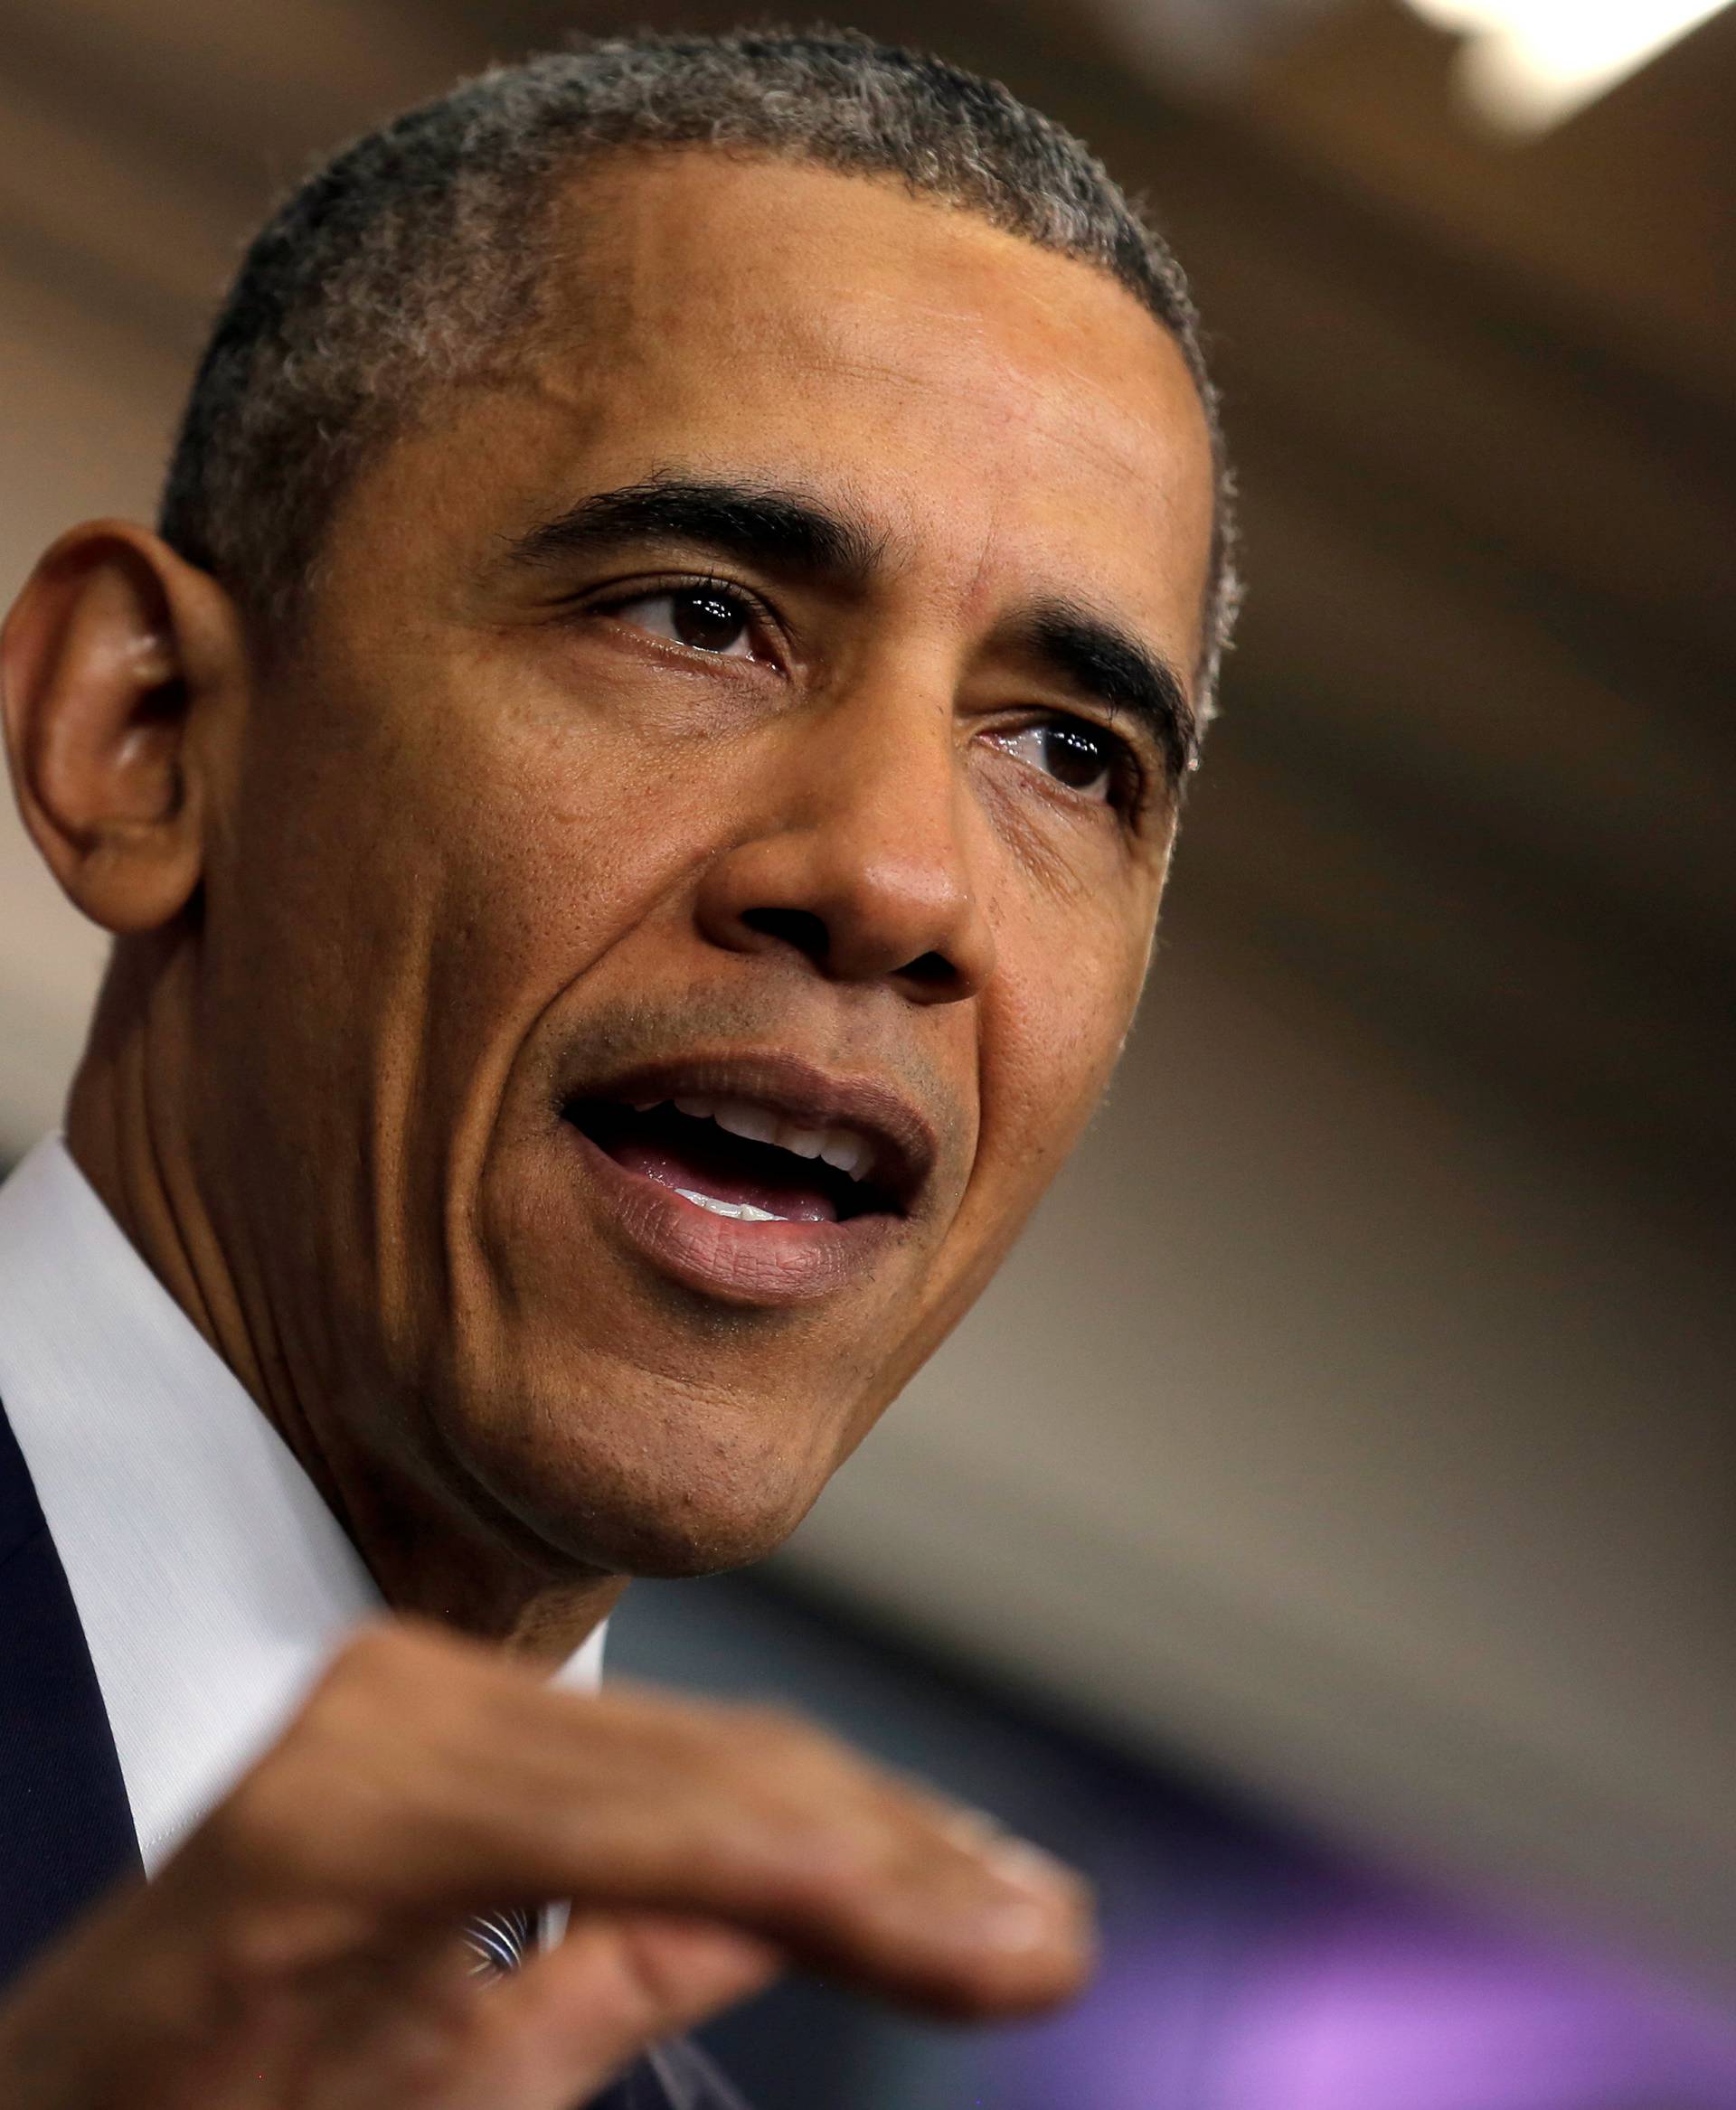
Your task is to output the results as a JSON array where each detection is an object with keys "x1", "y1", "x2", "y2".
[{"x1": 675, "y1": 1189, "x2": 784, "y2": 1223}]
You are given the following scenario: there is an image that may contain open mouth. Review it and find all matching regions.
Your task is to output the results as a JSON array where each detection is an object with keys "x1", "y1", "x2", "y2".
[{"x1": 563, "y1": 1092, "x2": 904, "y2": 1226}]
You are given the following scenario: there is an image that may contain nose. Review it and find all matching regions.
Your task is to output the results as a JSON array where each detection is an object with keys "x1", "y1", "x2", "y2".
[{"x1": 693, "y1": 684, "x2": 996, "y2": 1004}]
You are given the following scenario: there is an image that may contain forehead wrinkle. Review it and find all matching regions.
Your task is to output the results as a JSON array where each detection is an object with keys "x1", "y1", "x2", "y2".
[
  {"x1": 770, "y1": 326, "x2": 1205, "y2": 550},
  {"x1": 529, "y1": 184, "x2": 1204, "y2": 512},
  {"x1": 476, "y1": 197, "x2": 1209, "y2": 662}
]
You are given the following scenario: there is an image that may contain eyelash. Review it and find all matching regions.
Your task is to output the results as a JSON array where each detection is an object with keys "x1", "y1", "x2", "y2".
[
  {"x1": 588, "y1": 574, "x2": 782, "y2": 661},
  {"x1": 1012, "y1": 716, "x2": 1147, "y2": 816},
  {"x1": 579, "y1": 574, "x2": 1150, "y2": 818}
]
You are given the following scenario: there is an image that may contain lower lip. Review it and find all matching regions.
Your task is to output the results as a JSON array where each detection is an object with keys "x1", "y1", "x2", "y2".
[{"x1": 561, "y1": 1121, "x2": 905, "y2": 1305}]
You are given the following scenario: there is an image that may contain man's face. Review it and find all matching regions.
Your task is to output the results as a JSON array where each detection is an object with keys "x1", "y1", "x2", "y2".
[{"x1": 194, "y1": 154, "x2": 1214, "y2": 1581}]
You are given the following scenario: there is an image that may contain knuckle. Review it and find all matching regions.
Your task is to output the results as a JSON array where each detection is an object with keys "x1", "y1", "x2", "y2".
[
  {"x1": 320, "y1": 1616, "x2": 412, "y2": 1696},
  {"x1": 299, "y1": 1618, "x2": 448, "y2": 1747},
  {"x1": 731, "y1": 1701, "x2": 837, "y2": 1775},
  {"x1": 196, "y1": 1760, "x2": 312, "y2": 1892},
  {"x1": 197, "y1": 1699, "x2": 382, "y2": 1897},
  {"x1": 727, "y1": 1796, "x2": 882, "y2": 1920}
]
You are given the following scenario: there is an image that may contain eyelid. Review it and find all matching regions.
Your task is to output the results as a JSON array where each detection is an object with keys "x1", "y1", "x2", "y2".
[
  {"x1": 564, "y1": 585, "x2": 1154, "y2": 814},
  {"x1": 1007, "y1": 705, "x2": 1150, "y2": 816},
  {"x1": 582, "y1": 571, "x2": 789, "y2": 668}
]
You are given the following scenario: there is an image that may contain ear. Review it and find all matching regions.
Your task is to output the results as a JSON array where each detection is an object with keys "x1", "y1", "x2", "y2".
[{"x1": 0, "y1": 521, "x2": 247, "y2": 935}]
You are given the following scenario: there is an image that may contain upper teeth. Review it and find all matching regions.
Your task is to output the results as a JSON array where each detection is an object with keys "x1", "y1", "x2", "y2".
[{"x1": 638, "y1": 1095, "x2": 875, "y2": 1182}]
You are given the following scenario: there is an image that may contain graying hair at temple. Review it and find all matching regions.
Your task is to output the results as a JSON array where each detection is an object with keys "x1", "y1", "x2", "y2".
[{"x1": 156, "y1": 24, "x2": 1241, "y2": 716}]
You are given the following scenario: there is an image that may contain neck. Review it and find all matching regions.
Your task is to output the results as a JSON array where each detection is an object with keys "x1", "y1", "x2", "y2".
[{"x1": 63, "y1": 938, "x2": 624, "y2": 1664}]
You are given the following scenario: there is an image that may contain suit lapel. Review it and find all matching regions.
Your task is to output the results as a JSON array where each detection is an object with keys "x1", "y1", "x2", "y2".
[{"x1": 0, "y1": 1390, "x2": 141, "y2": 1993}]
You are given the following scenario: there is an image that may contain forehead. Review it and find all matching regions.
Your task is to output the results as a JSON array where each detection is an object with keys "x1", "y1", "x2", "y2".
[{"x1": 344, "y1": 154, "x2": 1213, "y2": 661}]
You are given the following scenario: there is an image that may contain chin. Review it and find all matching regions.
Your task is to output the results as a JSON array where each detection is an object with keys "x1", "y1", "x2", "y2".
[
  {"x1": 536, "y1": 1470, "x2": 821, "y2": 1581},
  {"x1": 449, "y1": 1379, "x2": 837, "y2": 1580},
  {"x1": 580, "y1": 1503, "x2": 807, "y2": 1580}
]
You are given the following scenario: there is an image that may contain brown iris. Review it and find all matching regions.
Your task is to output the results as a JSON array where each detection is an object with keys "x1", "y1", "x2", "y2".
[{"x1": 670, "y1": 587, "x2": 750, "y2": 654}]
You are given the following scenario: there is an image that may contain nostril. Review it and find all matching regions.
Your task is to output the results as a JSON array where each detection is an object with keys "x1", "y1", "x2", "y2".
[
  {"x1": 901, "y1": 949, "x2": 956, "y2": 988},
  {"x1": 731, "y1": 909, "x2": 970, "y2": 994},
  {"x1": 741, "y1": 907, "x2": 830, "y2": 962}
]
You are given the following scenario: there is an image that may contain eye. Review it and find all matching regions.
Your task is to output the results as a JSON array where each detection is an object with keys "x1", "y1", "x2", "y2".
[
  {"x1": 991, "y1": 718, "x2": 1132, "y2": 805},
  {"x1": 609, "y1": 583, "x2": 763, "y2": 660}
]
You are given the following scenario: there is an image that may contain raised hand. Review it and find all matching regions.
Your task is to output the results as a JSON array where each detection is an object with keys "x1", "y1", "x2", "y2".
[{"x1": 0, "y1": 1618, "x2": 1093, "y2": 2108}]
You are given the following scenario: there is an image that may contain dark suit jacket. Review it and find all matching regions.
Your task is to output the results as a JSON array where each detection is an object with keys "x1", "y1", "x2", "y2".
[{"x1": 0, "y1": 1390, "x2": 745, "y2": 2109}]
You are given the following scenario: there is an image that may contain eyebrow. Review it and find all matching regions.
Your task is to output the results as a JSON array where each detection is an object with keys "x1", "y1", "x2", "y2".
[
  {"x1": 506, "y1": 476, "x2": 1197, "y2": 787},
  {"x1": 1018, "y1": 599, "x2": 1198, "y2": 789},
  {"x1": 504, "y1": 474, "x2": 884, "y2": 589}
]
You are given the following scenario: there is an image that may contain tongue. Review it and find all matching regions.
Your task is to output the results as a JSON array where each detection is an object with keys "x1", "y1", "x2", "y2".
[{"x1": 607, "y1": 1134, "x2": 839, "y2": 1223}]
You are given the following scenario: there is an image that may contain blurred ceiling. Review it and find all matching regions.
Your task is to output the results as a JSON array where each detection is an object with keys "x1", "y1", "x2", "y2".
[
  {"x1": 2, "y1": 0, "x2": 1732, "y2": 1991},
  {"x1": 5, "y1": 0, "x2": 1731, "y2": 1232}
]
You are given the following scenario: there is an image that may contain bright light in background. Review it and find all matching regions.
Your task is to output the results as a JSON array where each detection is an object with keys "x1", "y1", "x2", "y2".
[{"x1": 1401, "y1": 0, "x2": 1734, "y2": 130}]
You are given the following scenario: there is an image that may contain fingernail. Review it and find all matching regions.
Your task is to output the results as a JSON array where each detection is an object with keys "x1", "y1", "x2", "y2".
[
  {"x1": 962, "y1": 1895, "x2": 1059, "y2": 1953},
  {"x1": 938, "y1": 1805, "x2": 1005, "y2": 1851},
  {"x1": 985, "y1": 1836, "x2": 1080, "y2": 1899}
]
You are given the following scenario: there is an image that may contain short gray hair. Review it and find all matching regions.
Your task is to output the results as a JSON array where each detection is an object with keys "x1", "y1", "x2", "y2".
[{"x1": 159, "y1": 25, "x2": 1240, "y2": 711}]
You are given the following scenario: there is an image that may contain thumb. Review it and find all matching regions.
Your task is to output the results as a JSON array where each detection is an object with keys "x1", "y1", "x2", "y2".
[{"x1": 460, "y1": 1911, "x2": 781, "y2": 2107}]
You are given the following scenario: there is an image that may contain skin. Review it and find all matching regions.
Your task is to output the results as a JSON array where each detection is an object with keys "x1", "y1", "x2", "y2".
[{"x1": 0, "y1": 151, "x2": 1214, "y2": 2100}]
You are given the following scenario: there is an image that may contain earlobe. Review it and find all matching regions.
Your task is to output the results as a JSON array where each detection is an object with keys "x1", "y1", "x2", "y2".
[{"x1": 0, "y1": 521, "x2": 243, "y2": 936}]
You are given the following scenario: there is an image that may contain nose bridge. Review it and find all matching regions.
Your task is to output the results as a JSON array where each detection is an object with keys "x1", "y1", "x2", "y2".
[
  {"x1": 695, "y1": 653, "x2": 996, "y2": 1000},
  {"x1": 795, "y1": 658, "x2": 992, "y2": 987},
  {"x1": 823, "y1": 660, "x2": 965, "y2": 867}
]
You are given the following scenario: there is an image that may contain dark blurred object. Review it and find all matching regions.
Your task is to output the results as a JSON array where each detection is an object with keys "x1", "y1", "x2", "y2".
[{"x1": 615, "y1": 1573, "x2": 1736, "y2": 2110}]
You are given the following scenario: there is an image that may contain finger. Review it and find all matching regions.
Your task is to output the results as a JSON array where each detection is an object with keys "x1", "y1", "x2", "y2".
[
  {"x1": 494, "y1": 1913, "x2": 779, "y2": 2109},
  {"x1": 407, "y1": 1915, "x2": 781, "y2": 2110},
  {"x1": 282, "y1": 1915, "x2": 775, "y2": 2110},
  {"x1": 292, "y1": 1922, "x2": 484, "y2": 2110},
  {"x1": 193, "y1": 1629, "x2": 1094, "y2": 2015},
  {"x1": 417, "y1": 1765, "x2": 1082, "y2": 2018}
]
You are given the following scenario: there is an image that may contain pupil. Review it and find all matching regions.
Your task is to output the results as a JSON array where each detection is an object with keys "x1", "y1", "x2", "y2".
[
  {"x1": 1045, "y1": 724, "x2": 1107, "y2": 789},
  {"x1": 673, "y1": 589, "x2": 745, "y2": 653}
]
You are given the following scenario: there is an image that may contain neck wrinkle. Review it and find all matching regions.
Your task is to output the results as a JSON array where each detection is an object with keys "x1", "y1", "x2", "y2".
[
  {"x1": 61, "y1": 937, "x2": 625, "y2": 1666},
  {"x1": 67, "y1": 937, "x2": 249, "y2": 1387},
  {"x1": 63, "y1": 935, "x2": 366, "y2": 1549}
]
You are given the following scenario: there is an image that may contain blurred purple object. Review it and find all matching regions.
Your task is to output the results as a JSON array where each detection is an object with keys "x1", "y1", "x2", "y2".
[
  {"x1": 1218, "y1": 1907, "x2": 1736, "y2": 2109},
  {"x1": 993, "y1": 1896, "x2": 1736, "y2": 2110}
]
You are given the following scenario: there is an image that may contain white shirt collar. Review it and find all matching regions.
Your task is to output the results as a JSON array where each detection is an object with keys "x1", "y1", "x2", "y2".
[{"x1": 0, "y1": 1135, "x2": 603, "y2": 1873}]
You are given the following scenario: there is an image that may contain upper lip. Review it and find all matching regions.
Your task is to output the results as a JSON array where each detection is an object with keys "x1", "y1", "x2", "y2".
[{"x1": 561, "y1": 1050, "x2": 940, "y2": 1212}]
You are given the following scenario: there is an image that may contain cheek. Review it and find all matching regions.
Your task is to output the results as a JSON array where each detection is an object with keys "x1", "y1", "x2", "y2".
[
  {"x1": 215, "y1": 648, "x2": 725, "y2": 1178},
  {"x1": 312, "y1": 632, "x2": 729, "y2": 1038},
  {"x1": 976, "y1": 890, "x2": 1148, "y2": 1210},
  {"x1": 848, "y1": 915, "x2": 1146, "y2": 1437},
  {"x1": 420, "y1": 693, "x2": 731, "y2": 1019}
]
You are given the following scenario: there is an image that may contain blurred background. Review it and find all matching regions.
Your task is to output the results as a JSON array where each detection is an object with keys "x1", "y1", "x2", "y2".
[{"x1": 3, "y1": 1, "x2": 1733, "y2": 2101}]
